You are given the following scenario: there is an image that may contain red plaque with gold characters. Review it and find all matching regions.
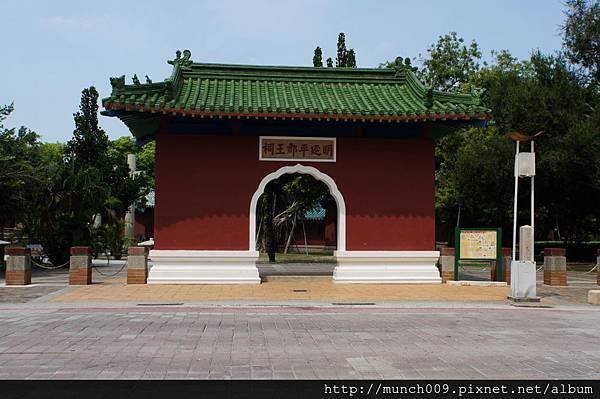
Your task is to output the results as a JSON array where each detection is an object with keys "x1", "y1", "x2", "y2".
[{"x1": 260, "y1": 136, "x2": 336, "y2": 162}]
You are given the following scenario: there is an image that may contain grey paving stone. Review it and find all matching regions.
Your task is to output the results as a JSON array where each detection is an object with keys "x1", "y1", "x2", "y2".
[{"x1": 0, "y1": 305, "x2": 599, "y2": 379}]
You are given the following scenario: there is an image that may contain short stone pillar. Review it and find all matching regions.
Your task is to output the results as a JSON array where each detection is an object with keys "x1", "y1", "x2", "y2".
[
  {"x1": 589, "y1": 290, "x2": 600, "y2": 305},
  {"x1": 5, "y1": 247, "x2": 31, "y2": 285},
  {"x1": 519, "y1": 225, "x2": 534, "y2": 262},
  {"x1": 127, "y1": 246, "x2": 148, "y2": 284},
  {"x1": 543, "y1": 247, "x2": 567, "y2": 286},
  {"x1": 491, "y1": 248, "x2": 512, "y2": 282},
  {"x1": 69, "y1": 246, "x2": 92, "y2": 285},
  {"x1": 439, "y1": 247, "x2": 454, "y2": 283}
]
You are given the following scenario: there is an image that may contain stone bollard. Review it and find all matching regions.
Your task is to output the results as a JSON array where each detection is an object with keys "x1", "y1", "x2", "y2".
[
  {"x1": 69, "y1": 247, "x2": 92, "y2": 285},
  {"x1": 127, "y1": 246, "x2": 148, "y2": 284},
  {"x1": 543, "y1": 247, "x2": 567, "y2": 286},
  {"x1": 439, "y1": 247, "x2": 454, "y2": 283},
  {"x1": 5, "y1": 247, "x2": 31, "y2": 285},
  {"x1": 589, "y1": 290, "x2": 600, "y2": 305},
  {"x1": 491, "y1": 248, "x2": 512, "y2": 282}
]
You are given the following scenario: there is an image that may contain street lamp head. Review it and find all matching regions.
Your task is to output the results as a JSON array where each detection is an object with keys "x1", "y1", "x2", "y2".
[{"x1": 508, "y1": 131, "x2": 544, "y2": 142}]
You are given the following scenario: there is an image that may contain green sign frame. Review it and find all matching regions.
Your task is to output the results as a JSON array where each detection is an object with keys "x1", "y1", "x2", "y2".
[{"x1": 454, "y1": 227, "x2": 502, "y2": 282}]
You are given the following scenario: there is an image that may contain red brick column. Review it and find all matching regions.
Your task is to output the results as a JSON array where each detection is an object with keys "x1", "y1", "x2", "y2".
[
  {"x1": 127, "y1": 246, "x2": 148, "y2": 284},
  {"x1": 543, "y1": 247, "x2": 567, "y2": 286},
  {"x1": 69, "y1": 247, "x2": 92, "y2": 285},
  {"x1": 5, "y1": 247, "x2": 31, "y2": 285},
  {"x1": 439, "y1": 247, "x2": 454, "y2": 283}
]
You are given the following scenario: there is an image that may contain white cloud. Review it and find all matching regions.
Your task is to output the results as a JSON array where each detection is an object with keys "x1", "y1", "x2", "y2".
[{"x1": 40, "y1": 15, "x2": 111, "y2": 32}]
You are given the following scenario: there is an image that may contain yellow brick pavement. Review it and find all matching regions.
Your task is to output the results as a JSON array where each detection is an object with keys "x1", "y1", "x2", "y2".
[{"x1": 53, "y1": 279, "x2": 510, "y2": 302}]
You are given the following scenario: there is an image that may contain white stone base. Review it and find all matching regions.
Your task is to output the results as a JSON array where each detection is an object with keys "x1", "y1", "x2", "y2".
[
  {"x1": 588, "y1": 290, "x2": 600, "y2": 305},
  {"x1": 147, "y1": 250, "x2": 260, "y2": 284},
  {"x1": 447, "y1": 281, "x2": 507, "y2": 287},
  {"x1": 510, "y1": 260, "x2": 537, "y2": 298},
  {"x1": 332, "y1": 251, "x2": 441, "y2": 284}
]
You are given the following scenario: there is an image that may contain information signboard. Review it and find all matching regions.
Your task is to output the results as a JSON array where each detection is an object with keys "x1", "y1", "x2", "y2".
[{"x1": 454, "y1": 228, "x2": 502, "y2": 281}]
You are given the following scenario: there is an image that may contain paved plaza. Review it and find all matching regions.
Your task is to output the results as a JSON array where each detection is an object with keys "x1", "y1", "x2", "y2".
[
  {"x1": 0, "y1": 305, "x2": 599, "y2": 379},
  {"x1": 0, "y1": 261, "x2": 598, "y2": 379}
]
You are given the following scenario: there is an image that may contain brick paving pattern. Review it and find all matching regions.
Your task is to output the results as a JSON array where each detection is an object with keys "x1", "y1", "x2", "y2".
[
  {"x1": 0, "y1": 306, "x2": 598, "y2": 379},
  {"x1": 51, "y1": 281, "x2": 510, "y2": 303}
]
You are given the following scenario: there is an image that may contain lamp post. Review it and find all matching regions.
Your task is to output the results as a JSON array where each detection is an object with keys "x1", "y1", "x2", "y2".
[
  {"x1": 124, "y1": 154, "x2": 137, "y2": 242},
  {"x1": 509, "y1": 131, "x2": 542, "y2": 301}
]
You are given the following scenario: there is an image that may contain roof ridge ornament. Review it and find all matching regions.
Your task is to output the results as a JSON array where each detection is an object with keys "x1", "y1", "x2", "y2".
[
  {"x1": 109, "y1": 75, "x2": 125, "y2": 89},
  {"x1": 168, "y1": 49, "x2": 193, "y2": 67},
  {"x1": 393, "y1": 56, "x2": 418, "y2": 76}
]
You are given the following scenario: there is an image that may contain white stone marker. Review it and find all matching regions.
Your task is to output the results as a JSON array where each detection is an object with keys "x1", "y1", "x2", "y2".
[{"x1": 511, "y1": 225, "x2": 537, "y2": 299}]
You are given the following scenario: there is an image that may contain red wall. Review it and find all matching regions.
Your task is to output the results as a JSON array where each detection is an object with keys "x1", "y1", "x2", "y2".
[
  {"x1": 155, "y1": 133, "x2": 435, "y2": 251},
  {"x1": 293, "y1": 222, "x2": 326, "y2": 246}
]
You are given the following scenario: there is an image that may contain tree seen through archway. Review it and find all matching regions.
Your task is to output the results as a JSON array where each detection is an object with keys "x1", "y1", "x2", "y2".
[{"x1": 256, "y1": 173, "x2": 336, "y2": 262}]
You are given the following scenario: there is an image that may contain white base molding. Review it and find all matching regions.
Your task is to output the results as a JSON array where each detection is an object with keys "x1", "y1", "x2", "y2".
[
  {"x1": 147, "y1": 250, "x2": 260, "y2": 284},
  {"x1": 332, "y1": 251, "x2": 441, "y2": 284}
]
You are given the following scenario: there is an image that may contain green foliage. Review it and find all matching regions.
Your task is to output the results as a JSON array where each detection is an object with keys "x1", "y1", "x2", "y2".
[
  {"x1": 24, "y1": 163, "x2": 107, "y2": 265},
  {"x1": 257, "y1": 174, "x2": 330, "y2": 259},
  {"x1": 562, "y1": 0, "x2": 600, "y2": 83},
  {"x1": 435, "y1": 128, "x2": 514, "y2": 242},
  {"x1": 345, "y1": 49, "x2": 357, "y2": 68},
  {"x1": 65, "y1": 87, "x2": 109, "y2": 168},
  {"x1": 313, "y1": 46, "x2": 323, "y2": 67},
  {"x1": 312, "y1": 32, "x2": 357, "y2": 68},
  {"x1": 336, "y1": 33, "x2": 347, "y2": 67},
  {"x1": 434, "y1": 43, "x2": 600, "y2": 243},
  {"x1": 0, "y1": 104, "x2": 45, "y2": 238},
  {"x1": 7, "y1": 87, "x2": 152, "y2": 263},
  {"x1": 418, "y1": 32, "x2": 482, "y2": 90},
  {"x1": 90, "y1": 220, "x2": 126, "y2": 260},
  {"x1": 335, "y1": 33, "x2": 357, "y2": 67}
]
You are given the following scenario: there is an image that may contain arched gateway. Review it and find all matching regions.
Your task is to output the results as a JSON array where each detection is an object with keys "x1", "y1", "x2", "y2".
[
  {"x1": 249, "y1": 164, "x2": 347, "y2": 252},
  {"x1": 102, "y1": 50, "x2": 488, "y2": 284}
]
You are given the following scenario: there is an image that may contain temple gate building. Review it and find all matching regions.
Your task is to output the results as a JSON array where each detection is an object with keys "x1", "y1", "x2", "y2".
[{"x1": 102, "y1": 50, "x2": 487, "y2": 284}]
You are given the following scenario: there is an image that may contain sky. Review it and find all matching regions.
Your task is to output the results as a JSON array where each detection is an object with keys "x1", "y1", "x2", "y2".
[{"x1": 1, "y1": 0, "x2": 566, "y2": 143}]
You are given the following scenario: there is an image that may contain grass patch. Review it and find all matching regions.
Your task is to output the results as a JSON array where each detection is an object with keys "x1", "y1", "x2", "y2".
[
  {"x1": 566, "y1": 263, "x2": 597, "y2": 272},
  {"x1": 257, "y1": 252, "x2": 336, "y2": 264}
]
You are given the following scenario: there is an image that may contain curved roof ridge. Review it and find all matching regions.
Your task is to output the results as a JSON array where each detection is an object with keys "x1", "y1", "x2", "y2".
[{"x1": 102, "y1": 49, "x2": 489, "y2": 134}]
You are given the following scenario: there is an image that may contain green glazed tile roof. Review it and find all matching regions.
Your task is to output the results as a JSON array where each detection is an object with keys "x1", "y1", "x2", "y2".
[
  {"x1": 103, "y1": 50, "x2": 488, "y2": 127},
  {"x1": 303, "y1": 204, "x2": 326, "y2": 221}
]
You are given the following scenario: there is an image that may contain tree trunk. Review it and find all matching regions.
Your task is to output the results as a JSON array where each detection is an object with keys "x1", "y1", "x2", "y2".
[
  {"x1": 262, "y1": 188, "x2": 277, "y2": 262},
  {"x1": 284, "y1": 213, "x2": 297, "y2": 254}
]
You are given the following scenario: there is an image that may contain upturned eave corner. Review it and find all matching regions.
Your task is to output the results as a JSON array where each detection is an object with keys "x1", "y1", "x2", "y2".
[{"x1": 102, "y1": 49, "x2": 489, "y2": 124}]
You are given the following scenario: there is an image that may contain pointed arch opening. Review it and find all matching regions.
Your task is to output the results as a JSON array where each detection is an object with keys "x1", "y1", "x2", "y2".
[{"x1": 249, "y1": 164, "x2": 346, "y2": 253}]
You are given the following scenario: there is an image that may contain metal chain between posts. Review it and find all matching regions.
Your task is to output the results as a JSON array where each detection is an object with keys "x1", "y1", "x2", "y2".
[
  {"x1": 584, "y1": 263, "x2": 599, "y2": 274},
  {"x1": 536, "y1": 263, "x2": 544, "y2": 272},
  {"x1": 91, "y1": 254, "x2": 128, "y2": 277},
  {"x1": 30, "y1": 256, "x2": 70, "y2": 270}
]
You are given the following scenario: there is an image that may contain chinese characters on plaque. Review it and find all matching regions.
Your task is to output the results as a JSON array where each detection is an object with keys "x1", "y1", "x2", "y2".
[
  {"x1": 459, "y1": 230, "x2": 498, "y2": 259},
  {"x1": 260, "y1": 137, "x2": 336, "y2": 162}
]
